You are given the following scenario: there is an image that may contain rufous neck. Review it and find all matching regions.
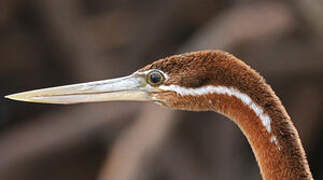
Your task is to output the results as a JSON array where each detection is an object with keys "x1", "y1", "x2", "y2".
[{"x1": 208, "y1": 89, "x2": 313, "y2": 180}]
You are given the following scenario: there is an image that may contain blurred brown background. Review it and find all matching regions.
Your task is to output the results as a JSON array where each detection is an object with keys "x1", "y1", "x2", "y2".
[{"x1": 1, "y1": 0, "x2": 322, "y2": 179}]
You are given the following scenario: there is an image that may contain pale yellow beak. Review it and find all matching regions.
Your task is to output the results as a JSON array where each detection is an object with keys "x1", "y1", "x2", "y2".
[{"x1": 5, "y1": 72, "x2": 157, "y2": 104}]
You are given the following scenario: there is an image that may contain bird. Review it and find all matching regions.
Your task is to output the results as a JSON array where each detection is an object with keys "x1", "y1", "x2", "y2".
[{"x1": 6, "y1": 50, "x2": 313, "y2": 180}]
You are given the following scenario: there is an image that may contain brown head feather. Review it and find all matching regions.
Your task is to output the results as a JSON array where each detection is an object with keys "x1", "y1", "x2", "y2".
[{"x1": 140, "y1": 50, "x2": 313, "y2": 180}]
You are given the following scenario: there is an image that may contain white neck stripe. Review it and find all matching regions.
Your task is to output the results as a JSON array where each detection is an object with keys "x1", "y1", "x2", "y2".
[{"x1": 159, "y1": 84, "x2": 272, "y2": 133}]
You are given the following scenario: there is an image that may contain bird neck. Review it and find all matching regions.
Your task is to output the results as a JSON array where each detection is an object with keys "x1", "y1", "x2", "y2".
[
  {"x1": 151, "y1": 50, "x2": 313, "y2": 179},
  {"x1": 206, "y1": 86, "x2": 313, "y2": 180}
]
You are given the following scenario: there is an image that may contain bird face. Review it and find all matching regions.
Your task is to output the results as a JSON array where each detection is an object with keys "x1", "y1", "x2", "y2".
[
  {"x1": 5, "y1": 67, "x2": 203, "y2": 109},
  {"x1": 137, "y1": 52, "x2": 220, "y2": 110},
  {"x1": 5, "y1": 50, "x2": 226, "y2": 110}
]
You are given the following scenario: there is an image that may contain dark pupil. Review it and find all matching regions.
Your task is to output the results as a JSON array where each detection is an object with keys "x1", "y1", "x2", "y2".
[{"x1": 150, "y1": 73, "x2": 161, "y2": 84}]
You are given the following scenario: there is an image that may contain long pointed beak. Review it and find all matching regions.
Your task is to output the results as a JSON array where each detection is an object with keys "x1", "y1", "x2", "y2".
[{"x1": 5, "y1": 72, "x2": 155, "y2": 104}]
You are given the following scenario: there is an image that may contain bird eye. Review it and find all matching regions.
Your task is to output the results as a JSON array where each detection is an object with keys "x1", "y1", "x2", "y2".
[{"x1": 147, "y1": 70, "x2": 165, "y2": 86}]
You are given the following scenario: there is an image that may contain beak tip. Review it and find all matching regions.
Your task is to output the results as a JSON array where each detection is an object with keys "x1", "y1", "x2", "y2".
[
  {"x1": 5, "y1": 93, "x2": 29, "y2": 102},
  {"x1": 5, "y1": 94, "x2": 14, "y2": 100}
]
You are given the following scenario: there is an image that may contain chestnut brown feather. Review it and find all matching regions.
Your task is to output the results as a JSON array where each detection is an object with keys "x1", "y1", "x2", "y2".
[{"x1": 140, "y1": 50, "x2": 313, "y2": 180}]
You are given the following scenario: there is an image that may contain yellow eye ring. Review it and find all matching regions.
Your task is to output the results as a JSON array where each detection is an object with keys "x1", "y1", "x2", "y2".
[{"x1": 147, "y1": 70, "x2": 165, "y2": 86}]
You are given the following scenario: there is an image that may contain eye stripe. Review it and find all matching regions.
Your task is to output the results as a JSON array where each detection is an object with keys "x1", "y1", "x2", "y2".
[{"x1": 159, "y1": 84, "x2": 273, "y2": 134}]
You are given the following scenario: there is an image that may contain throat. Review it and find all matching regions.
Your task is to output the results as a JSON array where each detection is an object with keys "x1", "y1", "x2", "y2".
[{"x1": 206, "y1": 89, "x2": 313, "y2": 180}]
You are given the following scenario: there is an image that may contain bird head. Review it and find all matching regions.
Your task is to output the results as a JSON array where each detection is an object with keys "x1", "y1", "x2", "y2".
[{"x1": 6, "y1": 50, "x2": 254, "y2": 111}]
